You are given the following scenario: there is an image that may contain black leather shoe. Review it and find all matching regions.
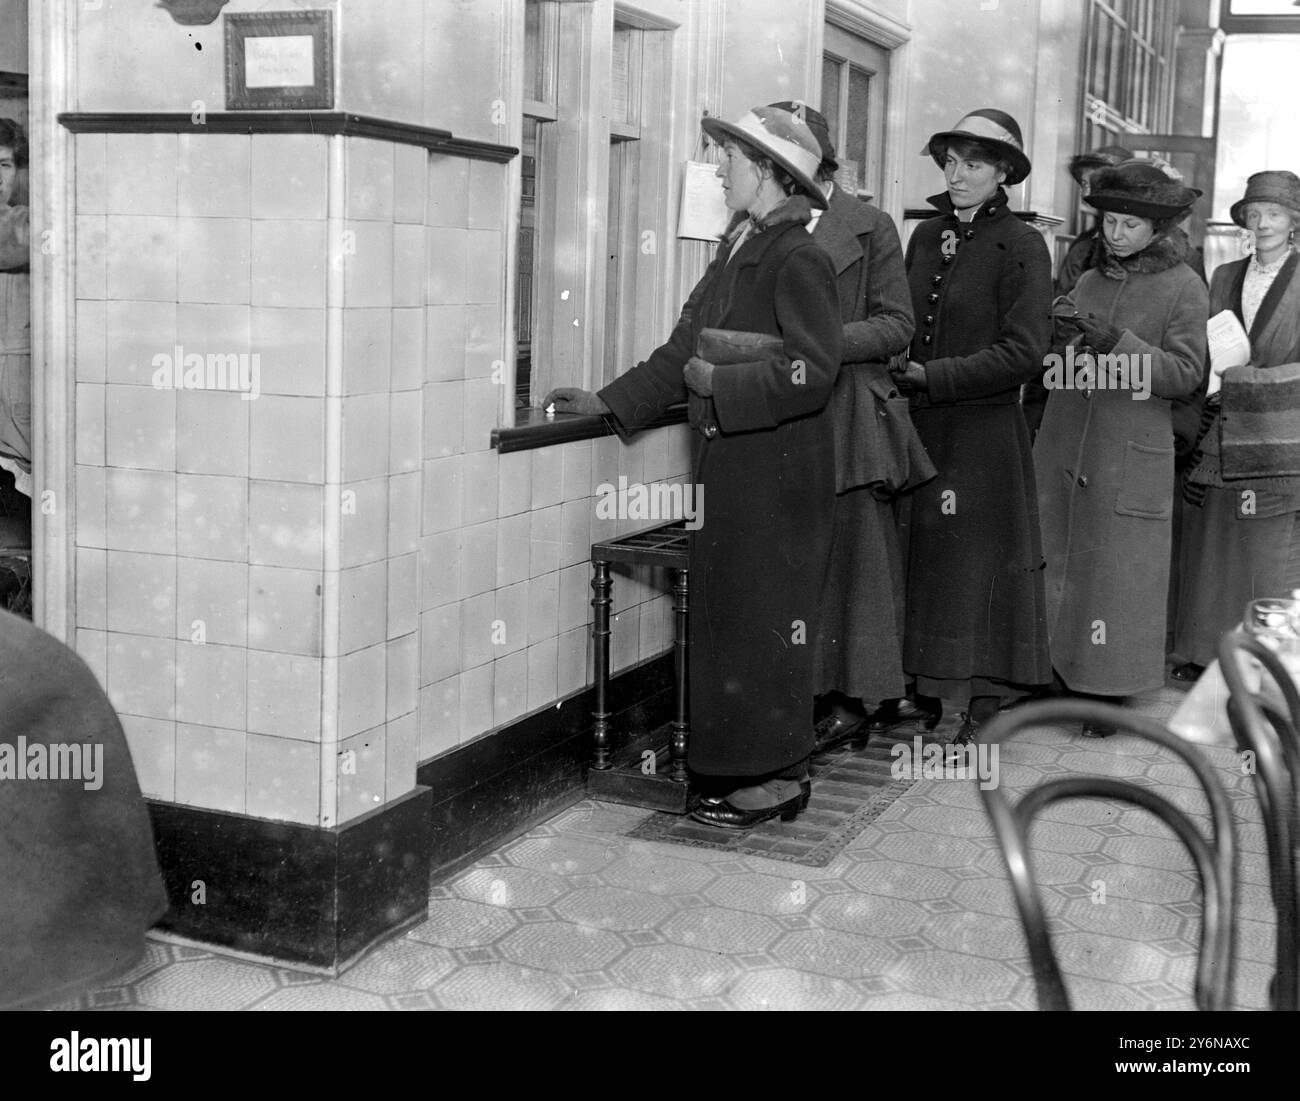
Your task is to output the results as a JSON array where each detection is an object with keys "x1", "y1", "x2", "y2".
[
  {"x1": 953, "y1": 712, "x2": 980, "y2": 746},
  {"x1": 813, "y1": 713, "x2": 869, "y2": 753},
  {"x1": 690, "y1": 783, "x2": 809, "y2": 830},
  {"x1": 868, "y1": 697, "x2": 941, "y2": 734},
  {"x1": 1171, "y1": 662, "x2": 1205, "y2": 683}
]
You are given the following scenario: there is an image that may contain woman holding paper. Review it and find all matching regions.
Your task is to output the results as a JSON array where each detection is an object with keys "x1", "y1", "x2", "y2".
[
  {"x1": 545, "y1": 105, "x2": 841, "y2": 828},
  {"x1": 1175, "y1": 170, "x2": 1300, "y2": 677},
  {"x1": 1033, "y1": 162, "x2": 1206, "y2": 732}
]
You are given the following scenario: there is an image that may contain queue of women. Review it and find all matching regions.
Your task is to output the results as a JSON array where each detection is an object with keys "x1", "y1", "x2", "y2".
[{"x1": 546, "y1": 99, "x2": 1300, "y2": 828}]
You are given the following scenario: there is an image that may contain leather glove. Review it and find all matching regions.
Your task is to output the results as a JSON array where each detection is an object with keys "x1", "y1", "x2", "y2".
[
  {"x1": 1071, "y1": 315, "x2": 1122, "y2": 355},
  {"x1": 683, "y1": 355, "x2": 715, "y2": 398},
  {"x1": 890, "y1": 359, "x2": 928, "y2": 394},
  {"x1": 542, "y1": 388, "x2": 610, "y2": 416}
]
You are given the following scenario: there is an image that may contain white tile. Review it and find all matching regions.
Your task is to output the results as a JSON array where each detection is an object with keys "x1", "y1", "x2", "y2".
[
  {"x1": 106, "y1": 631, "x2": 176, "y2": 721},
  {"x1": 341, "y1": 393, "x2": 391, "y2": 483},
  {"x1": 340, "y1": 478, "x2": 389, "y2": 567},
  {"x1": 386, "y1": 633, "x2": 418, "y2": 721},
  {"x1": 530, "y1": 447, "x2": 564, "y2": 510},
  {"x1": 176, "y1": 387, "x2": 250, "y2": 478},
  {"x1": 339, "y1": 643, "x2": 387, "y2": 738},
  {"x1": 492, "y1": 650, "x2": 528, "y2": 728},
  {"x1": 529, "y1": 504, "x2": 563, "y2": 579},
  {"x1": 252, "y1": 135, "x2": 327, "y2": 220},
  {"x1": 394, "y1": 144, "x2": 426, "y2": 225},
  {"x1": 556, "y1": 626, "x2": 590, "y2": 698},
  {"x1": 336, "y1": 724, "x2": 387, "y2": 825},
  {"x1": 120, "y1": 714, "x2": 176, "y2": 801},
  {"x1": 388, "y1": 470, "x2": 420, "y2": 556},
  {"x1": 76, "y1": 215, "x2": 107, "y2": 299},
  {"x1": 526, "y1": 638, "x2": 558, "y2": 712},
  {"x1": 461, "y1": 449, "x2": 499, "y2": 525},
  {"x1": 344, "y1": 220, "x2": 394, "y2": 309},
  {"x1": 342, "y1": 307, "x2": 392, "y2": 397},
  {"x1": 561, "y1": 441, "x2": 592, "y2": 500},
  {"x1": 246, "y1": 734, "x2": 320, "y2": 824},
  {"x1": 386, "y1": 712, "x2": 418, "y2": 799},
  {"x1": 105, "y1": 468, "x2": 175, "y2": 554},
  {"x1": 175, "y1": 641, "x2": 247, "y2": 730},
  {"x1": 251, "y1": 220, "x2": 327, "y2": 309},
  {"x1": 561, "y1": 498, "x2": 593, "y2": 568},
  {"x1": 339, "y1": 560, "x2": 388, "y2": 655},
  {"x1": 424, "y1": 380, "x2": 465, "y2": 458},
  {"x1": 106, "y1": 550, "x2": 176, "y2": 638},
  {"x1": 494, "y1": 580, "x2": 529, "y2": 657},
  {"x1": 462, "y1": 378, "x2": 499, "y2": 452},
  {"x1": 105, "y1": 383, "x2": 176, "y2": 471},
  {"x1": 76, "y1": 383, "x2": 105, "y2": 466},
  {"x1": 105, "y1": 134, "x2": 177, "y2": 216},
  {"x1": 558, "y1": 562, "x2": 590, "y2": 633},
  {"x1": 177, "y1": 473, "x2": 248, "y2": 563},
  {"x1": 496, "y1": 512, "x2": 531, "y2": 589},
  {"x1": 390, "y1": 307, "x2": 424, "y2": 392},
  {"x1": 459, "y1": 520, "x2": 497, "y2": 598},
  {"x1": 76, "y1": 299, "x2": 107, "y2": 383},
  {"x1": 345, "y1": 138, "x2": 395, "y2": 222},
  {"x1": 106, "y1": 215, "x2": 177, "y2": 301},
  {"x1": 426, "y1": 226, "x2": 468, "y2": 303},
  {"x1": 179, "y1": 134, "x2": 251, "y2": 219},
  {"x1": 246, "y1": 653, "x2": 323, "y2": 741},
  {"x1": 422, "y1": 454, "x2": 463, "y2": 535},
  {"x1": 175, "y1": 723, "x2": 247, "y2": 815},
  {"x1": 248, "y1": 480, "x2": 323, "y2": 569},
  {"x1": 251, "y1": 307, "x2": 326, "y2": 397},
  {"x1": 76, "y1": 465, "x2": 107, "y2": 550},
  {"x1": 393, "y1": 224, "x2": 425, "y2": 308},
  {"x1": 418, "y1": 677, "x2": 459, "y2": 761},
  {"x1": 458, "y1": 590, "x2": 495, "y2": 671},
  {"x1": 76, "y1": 547, "x2": 107, "y2": 630},
  {"x1": 425, "y1": 305, "x2": 467, "y2": 383},
  {"x1": 178, "y1": 217, "x2": 251, "y2": 305},
  {"x1": 420, "y1": 602, "x2": 462, "y2": 687},
  {"x1": 464, "y1": 229, "x2": 502, "y2": 304},
  {"x1": 106, "y1": 300, "x2": 176, "y2": 387},
  {"x1": 458, "y1": 663, "x2": 493, "y2": 742},
  {"x1": 390, "y1": 393, "x2": 421, "y2": 474},
  {"x1": 527, "y1": 574, "x2": 560, "y2": 646},
  {"x1": 426, "y1": 156, "x2": 469, "y2": 228},
  {"x1": 176, "y1": 557, "x2": 249, "y2": 647},
  {"x1": 420, "y1": 530, "x2": 461, "y2": 611},
  {"x1": 247, "y1": 564, "x2": 324, "y2": 656},
  {"x1": 497, "y1": 450, "x2": 531, "y2": 518},
  {"x1": 388, "y1": 552, "x2": 419, "y2": 639}
]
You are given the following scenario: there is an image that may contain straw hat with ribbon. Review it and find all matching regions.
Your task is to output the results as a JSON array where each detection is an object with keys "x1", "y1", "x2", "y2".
[
  {"x1": 922, "y1": 108, "x2": 1031, "y2": 185},
  {"x1": 702, "y1": 105, "x2": 828, "y2": 209}
]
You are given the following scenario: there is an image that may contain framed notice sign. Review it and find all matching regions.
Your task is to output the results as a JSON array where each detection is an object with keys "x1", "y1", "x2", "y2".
[{"x1": 225, "y1": 11, "x2": 334, "y2": 110}]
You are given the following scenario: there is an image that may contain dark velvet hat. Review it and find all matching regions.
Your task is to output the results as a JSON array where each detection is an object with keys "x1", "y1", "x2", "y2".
[{"x1": 1085, "y1": 161, "x2": 1201, "y2": 219}]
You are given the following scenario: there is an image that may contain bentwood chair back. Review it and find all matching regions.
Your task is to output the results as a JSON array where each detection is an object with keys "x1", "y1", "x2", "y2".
[
  {"x1": 1218, "y1": 629, "x2": 1300, "y2": 1011},
  {"x1": 978, "y1": 699, "x2": 1237, "y2": 1011}
]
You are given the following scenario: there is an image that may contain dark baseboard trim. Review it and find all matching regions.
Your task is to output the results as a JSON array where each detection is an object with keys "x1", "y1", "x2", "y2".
[
  {"x1": 57, "y1": 112, "x2": 518, "y2": 163},
  {"x1": 139, "y1": 652, "x2": 674, "y2": 966},
  {"x1": 419, "y1": 651, "x2": 676, "y2": 880},
  {"x1": 146, "y1": 784, "x2": 433, "y2": 972}
]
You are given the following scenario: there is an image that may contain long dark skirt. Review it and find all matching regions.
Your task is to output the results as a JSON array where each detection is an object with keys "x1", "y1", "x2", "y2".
[
  {"x1": 1175, "y1": 486, "x2": 1300, "y2": 666},
  {"x1": 687, "y1": 419, "x2": 835, "y2": 778},
  {"x1": 899, "y1": 403, "x2": 1051, "y2": 698},
  {"x1": 814, "y1": 487, "x2": 906, "y2": 704}
]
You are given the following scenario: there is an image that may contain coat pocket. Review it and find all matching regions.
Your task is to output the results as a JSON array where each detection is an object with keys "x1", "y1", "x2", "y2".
[{"x1": 1114, "y1": 440, "x2": 1174, "y2": 520}]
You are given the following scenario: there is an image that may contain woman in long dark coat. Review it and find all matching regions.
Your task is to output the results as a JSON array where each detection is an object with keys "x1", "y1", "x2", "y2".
[
  {"x1": 1176, "y1": 170, "x2": 1300, "y2": 674},
  {"x1": 873, "y1": 109, "x2": 1053, "y2": 744},
  {"x1": 547, "y1": 106, "x2": 842, "y2": 827},
  {"x1": 1034, "y1": 162, "x2": 1206, "y2": 733}
]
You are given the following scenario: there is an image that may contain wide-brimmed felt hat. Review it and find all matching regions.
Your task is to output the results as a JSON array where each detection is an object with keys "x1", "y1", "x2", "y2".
[
  {"x1": 1085, "y1": 160, "x2": 1201, "y2": 219},
  {"x1": 1230, "y1": 170, "x2": 1300, "y2": 227},
  {"x1": 702, "y1": 106, "x2": 828, "y2": 208},
  {"x1": 765, "y1": 101, "x2": 836, "y2": 166},
  {"x1": 922, "y1": 108, "x2": 1031, "y2": 185},
  {"x1": 1069, "y1": 144, "x2": 1134, "y2": 185}
]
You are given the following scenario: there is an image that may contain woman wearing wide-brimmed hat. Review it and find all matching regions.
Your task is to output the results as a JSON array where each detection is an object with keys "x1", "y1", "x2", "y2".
[
  {"x1": 1034, "y1": 161, "x2": 1207, "y2": 733},
  {"x1": 546, "y1": 105, "x2": 842, "y2": 828},
  {"x1": 1056, "y1": 144, "x2": 1136, "y2": 296},
  {"x1": 870, "y1": 108, "x2": 1053, "y2": 745},
  {"x1": 1174, "y1": 170, "x2": 1300, "y2": 679}
]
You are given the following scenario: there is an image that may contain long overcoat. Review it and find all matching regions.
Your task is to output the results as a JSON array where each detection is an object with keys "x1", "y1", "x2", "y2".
[
  {"x1": 1034, "y1": 231, "x2": 1207, "y2": 695},
  {"x1": 599, "y1": 198, "x2": 842, "y2": 778},
  {"x1": 811, "y1": 186, "x2": 918, "y2": 703},
  {"x1": 900, "y1": 189, "x2": 1053, "y2": 694}
]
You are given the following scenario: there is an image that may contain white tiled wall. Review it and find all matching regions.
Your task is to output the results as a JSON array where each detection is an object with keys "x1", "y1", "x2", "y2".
[{"x1": 74, "y1": 128, "x2": 688, "y2": 829}]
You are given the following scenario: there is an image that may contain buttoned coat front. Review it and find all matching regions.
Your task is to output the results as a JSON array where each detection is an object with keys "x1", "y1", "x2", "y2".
[
  {"x1": 1034, "y1": 231, "x2": 1207, "y2": 695},
  {"x1": 599, "y1": 201, "x2": 842, "y2": 777},
  {"x1": 900, "y1": 189, "x2": 1053, "y2": 693}
]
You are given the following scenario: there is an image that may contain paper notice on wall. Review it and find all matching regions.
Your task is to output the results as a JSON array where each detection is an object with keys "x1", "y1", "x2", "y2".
[
  {"x1": 1207, "y1": 309, "x2": 1252, "y2": 397},
  {"x1": 677, "y1": 161, "x2": 731, "y2": 242}
]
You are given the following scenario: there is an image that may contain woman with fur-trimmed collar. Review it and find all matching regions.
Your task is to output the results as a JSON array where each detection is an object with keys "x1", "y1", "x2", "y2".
[{"x1": 1034, "y1": 162, "x2": 1207, "y2": 731}]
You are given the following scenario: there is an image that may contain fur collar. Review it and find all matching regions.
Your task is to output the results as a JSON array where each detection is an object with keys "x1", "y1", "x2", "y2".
[
  {"x1": 721, "y1": 194, "x2": 814, "y2": 248},
  {"x1": 1092, "y1": 225, "x2": 1191, "y2": 279}
]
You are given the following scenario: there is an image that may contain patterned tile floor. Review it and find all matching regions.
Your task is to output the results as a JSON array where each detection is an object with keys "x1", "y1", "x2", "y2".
[{"x1": 56, "y1": 683, "x2": 1275, "y2": 1011}]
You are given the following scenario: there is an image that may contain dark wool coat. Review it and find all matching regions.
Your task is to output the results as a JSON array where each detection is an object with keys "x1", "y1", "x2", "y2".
[
  {"x1": 1034, "y1": 231, "x2": 1207, "y2": 695},
  {"x1": 1, "y1": 610, "x2": 167, "y2": 1008},
  {"x1": 1176, "y1": 250, "x2": 1300, "y2": 665},
  {"x1": 811, "y1": 186, "x2": 919, "y2": 703},
  {"x1": 900, "y1": 189, "x2": 1053, "y2": 693},
  {"x1": 599, "y1": 198, "x2": 842, "y2": 778}
]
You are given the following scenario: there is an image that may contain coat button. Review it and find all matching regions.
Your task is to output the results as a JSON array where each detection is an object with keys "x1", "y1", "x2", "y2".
[
  {"x1": 965, "y1": 230, "x2": 975, "y2": 240},
  {"x1": 942, "y1": 255, "x2": 954, "y2": 264},
  {"x1": 931, "y1": 274, "x2": 943, "y2": 285},
  {"x1": 921, "y1": 335, "x2": 932, "y2": 345},
  {"x1": 927, "y1": 292, "x2": 939, "y2": 303},
  {"x1": 924, "y1": 315, "x2": 934, "y2": 325},
  {"x1": 1077, "y1": 475, "x2": 1088, "y2": 488},
  {"x1": 703, "y1": 423, "x2": 717, "y2": 439}
]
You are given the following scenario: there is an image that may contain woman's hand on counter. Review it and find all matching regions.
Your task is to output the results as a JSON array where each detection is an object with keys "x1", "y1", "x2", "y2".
[{"x1": 542, "y1": 388, "x2": 610, "y2": 416}]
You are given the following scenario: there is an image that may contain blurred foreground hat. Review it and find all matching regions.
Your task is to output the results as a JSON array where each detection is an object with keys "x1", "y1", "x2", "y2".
[
  {"x1": 1085, "y1": 160, "x2": 1201, "y2": 219},
  {"x1": 1069, "y1": 144, "x2": 1135, "y2": 185},
  {"x1": 703, "y1": 105, "x2": 828, "y2": 208},
  {"x1": 766, "y1": 101, "x2": 836, "y2": 166},
  {"x1": 1230, "y1": 170, "x2": 1300, "y2": 227},
  {"x1": 922, "y1": 108, "x2": 1031, "y2": 185}
]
